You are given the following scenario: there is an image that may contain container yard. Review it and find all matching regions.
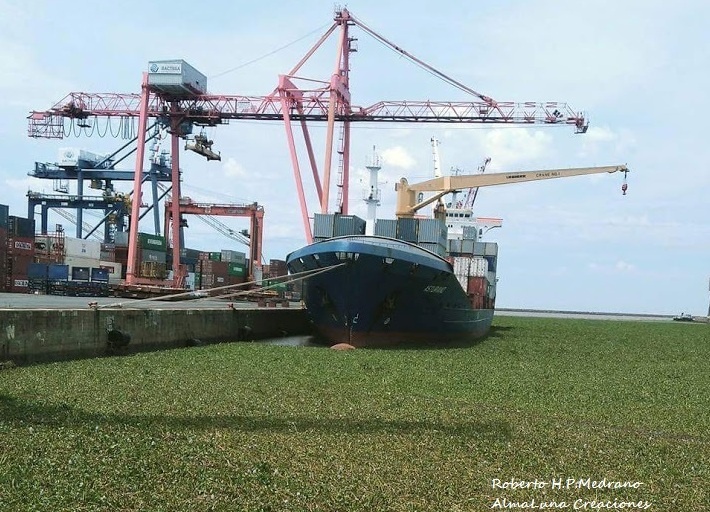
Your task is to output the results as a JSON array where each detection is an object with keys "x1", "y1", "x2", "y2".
[{"x1": 0, "y1": 201, "x2": 296, "y2": 299}]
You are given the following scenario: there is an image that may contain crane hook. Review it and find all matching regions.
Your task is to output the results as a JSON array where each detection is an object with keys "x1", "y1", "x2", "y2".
[{"x1": 621, "y1": 169, "x2": 629, "y2": 196}]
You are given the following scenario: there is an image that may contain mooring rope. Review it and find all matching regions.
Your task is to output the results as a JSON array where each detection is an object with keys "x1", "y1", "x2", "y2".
[
  {"x1": 93, "y1": 262, "x2": 345, "y2": 309},
  {"x1": 200, "y1": 262, "x2": 346, "y2": 302}
]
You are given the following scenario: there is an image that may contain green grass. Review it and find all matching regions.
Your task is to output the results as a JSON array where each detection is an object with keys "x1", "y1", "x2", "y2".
[{"x1": 0, "y1": 316, "x2": 708, "y2": 511}]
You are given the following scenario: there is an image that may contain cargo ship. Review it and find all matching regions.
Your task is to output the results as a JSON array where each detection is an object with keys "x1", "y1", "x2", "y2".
[{"x1": 286, "y1": 164, "x2": 628, "y2": 347}]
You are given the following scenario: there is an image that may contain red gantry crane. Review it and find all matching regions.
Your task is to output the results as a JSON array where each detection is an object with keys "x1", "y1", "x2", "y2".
[
  {"x1": 163, "y1": 198, "x2": 263, "y2": 273},
  {"x1": 27, "y1": 8, "x2": 588, "y2": 289}
]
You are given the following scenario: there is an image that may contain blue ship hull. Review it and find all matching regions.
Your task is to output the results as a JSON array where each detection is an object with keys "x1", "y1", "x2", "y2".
[{"x1": 286, "y1": 236, "x2": 494, "y2": 347}]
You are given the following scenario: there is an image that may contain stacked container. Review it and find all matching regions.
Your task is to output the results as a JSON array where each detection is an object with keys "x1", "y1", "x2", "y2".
[
  {"x1": 34, "y1": 233, "x2": 65, "y2": 264},
  {"x1": 5, "y1": 215, "x2": 36, "y2": 293},
  {"x1": 451, "y1": 255, "x2": 491, "y2": 308},
  {"x1": 197, "y1": 259, "x2": 230, "y2": 289},
  {"x1": 333, "y1": 215, "x2": 366, "y2": 237},
  {"x1": 137, "y1": 232, "x2": 166, "y2": 278},
  {"x1": 65, "y1": 237, "x2": 101, "y2": 278},
  {"x1": 28, "y1": 262, "x2": 48, "y2": 294},
  {"x1": 98, "y1": 261, "x2": 122, "y2": 284},
  {"x1": 100, "y1": 242, "x2": 116, "y2": 262},
  {"x1": 374, "y1": 218, "x2": 397, "y2": 238},
  {"x1": 313, "y1": 213, "x2": 367, "y2": 241},
  {"x1": 0, "y1": 204, "x2": 8, "y2": 292},
  {"x1": 417, "y1": 218, "x2": 447, "y2": 257},
  {"x1": 268, "y1": 259, "x2": 287, "y2": 278},
  {"x1": 396, "y1": 217, "x2": 418, "y2": 243},
  {"x1": 113, "y1": 231, "x2": 128, "y2": 278},
  {"x1": 47, "y1": 264, "x2": 70, "y2": 295},
  {"x1": 221, "y1": 249, "x2": 246, "y2": 264}
]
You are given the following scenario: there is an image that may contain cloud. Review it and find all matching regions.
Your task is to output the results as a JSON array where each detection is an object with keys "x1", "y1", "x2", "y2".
[
  {"x1": 588, "y1": 260, "x2": 636, "y2": 274},
  {"x1": 381, "y1": 146, "x2": 416, "y2": 170},
  {"x1": 480, "y1": 129, "x2": 553, "y2": 169},
  {"x1": 576, "y1": 126, "x2": 637, "y2": 160},
  {"x1": 222, "y1": 157, "x2": 247, "y2": 178}
]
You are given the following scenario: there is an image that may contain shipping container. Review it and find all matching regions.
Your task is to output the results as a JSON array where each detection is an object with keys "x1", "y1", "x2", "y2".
[
  {"x1": 9, "y1": 277, "x2": 29, "y2": 293},
  {"x1": 91, "y1": 267, "x2": 110, "y2": 282},
  {"x1": 221, "y1": 249, "x2": 246, "y2": 263},
  {"x1": 71, "y1": 266, "x2": 91, "y2": 281},
  {"x1": 99, "y1": 260, "x2": 122, "y2": 277},
  {"x1": 199, "y1": 260, "x2": 229, "y2": 274},
  {"x1": 8, "y1": 216, "x2": 34, "y2": 238},
  {"x1": 486, "y1": 270, "x2": 497, "y2": 287},
  {"x1": 137, "y1": 232, "x2": 166, "y2": 251},
  {"x1": 0, "y1": 204, "x2": 9, "y2": 229},
  {"x1": 227, "y1": 275, "x2": 246, "y2": 287},
  {"x1": 48, "y1": 264, "x2": 70, "y2": 281},
  {"x1": 209, "y1": 252, "x2": 222, "y2": 261},
  {"x1": 417, "y1": 218, "x2": 447, "y2": 244},
  {"x1": 65, "y1": 255, "x2": 101, "y2": 269},
  {"x1": 314, "y1": 213, "x2": 336, "y2": 238},
  {"x1": 334, "y1": 215, "x2": 366, "y2": 237},
  {"x1": 396, "y1": 218, "x2": 419, "y2": 243},
  {"x1": 65, "y1": 237, "x2": 101, "y2": 259},
  {"x1": 417, "y1": 242, "x2": 447, "y2": 258},
  {"x1": 199, "y1": 272, "x2": 215, "y2": 289},
  {"x1": 139, "y1": 261, "x2": 167, "y2": 279},
  {"x1": 374, "y1": 218, "x2": 397, "y2": 238},
  {"x1": 227, "y1": 262, "x2": 246, "y2": 277},
  {"x1": 484, "y1": 242, "x2": 498, "y2": 257},
  {"x1": 140, "y1": 249, "x2": 167, "y2": 264},
  {"x1": 268, "y1": 259, "x2": 288, "y2": 277},
  {"x1": 452, "y1": 256, "x2": 488, "y2": 278},
  {"x1": 467, "y1": 276, "x2": 487, "y2": 296},
  {"x1": 28, "y1": 263, "x2": 48, "y2": 279},
  {"x1": 7, "y1": 237, "x2": 35, "y2": 256},
  {"x1": 34, "y1": 236, "x2": 51, "y2": 254},
  {"x1": 114, "y1": 231, "x2": 129, "y2": 247},
  {"x1": 100, "y1": 243, "x2": 116, "y2": 262},
  {"x1": 447, "y1": 239, "x2": 462, "y2": 254},
  {"x1": 461, "y1": 239, "x2": 475, "y2": 254},
  {"x1": 6, "y1": 254, "x2": 33, "y2": 277}
]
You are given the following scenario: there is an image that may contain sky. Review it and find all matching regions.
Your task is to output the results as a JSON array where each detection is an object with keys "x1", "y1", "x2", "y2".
[{"x1": 1, "y1": 0, "x2": 708, "y2": 316}]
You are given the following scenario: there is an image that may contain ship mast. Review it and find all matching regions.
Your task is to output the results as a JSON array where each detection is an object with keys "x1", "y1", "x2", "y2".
[{"x1": 363, "y1": 146, "x2": 382, "y2": 235}]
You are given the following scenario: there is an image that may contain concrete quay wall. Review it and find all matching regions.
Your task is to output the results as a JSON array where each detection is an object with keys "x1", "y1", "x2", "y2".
[{"x1": 0, "y1": 307, "x2": 311, "y2": 364}]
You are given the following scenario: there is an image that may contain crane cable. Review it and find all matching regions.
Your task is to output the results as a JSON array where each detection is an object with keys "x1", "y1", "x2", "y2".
[{"x1": 209, "y1": 22, "x2": 331, "y2": 80}]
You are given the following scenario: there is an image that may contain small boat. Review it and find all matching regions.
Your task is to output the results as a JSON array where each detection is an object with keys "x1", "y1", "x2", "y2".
[{"x1": 672, "y1": 313, "x2": 695, "y2": 322}]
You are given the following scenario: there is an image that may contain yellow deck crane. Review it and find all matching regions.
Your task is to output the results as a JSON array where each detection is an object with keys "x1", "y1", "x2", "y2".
[{"x1": 395, "y1": 165, "x2": 629, "y2": 218}]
